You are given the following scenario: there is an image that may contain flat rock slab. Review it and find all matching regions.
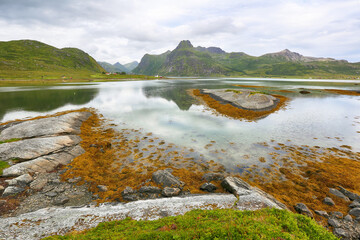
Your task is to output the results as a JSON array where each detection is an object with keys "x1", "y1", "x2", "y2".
[
  {"x1": 0, "y1": 135, "x2": 81, "y2": 161},
  {"x1": 0, "y1": 194, "x2": 237, "y2": 240},
  {"x1": 0, "y1": 112, "x2": 91, "y2": 141},
  {"x1": 202, "y1": 89, "x2": 277, "y2": 110},
  {"x1": 2, "y1": 145, "x2": 85, "y2": 177}
]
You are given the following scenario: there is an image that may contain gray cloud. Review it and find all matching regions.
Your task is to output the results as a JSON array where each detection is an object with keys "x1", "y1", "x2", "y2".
[{"x1": 0, "y1": 0, "x2": 359, "y2": 63}]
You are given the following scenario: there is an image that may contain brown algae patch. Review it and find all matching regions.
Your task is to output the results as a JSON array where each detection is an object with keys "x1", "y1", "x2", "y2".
[
  {"x1": 192, "y1": 89, "x2": 288, "y2": 121},
  {"x1": 324, "y1": 89, "x2": 360, "y2": 96},
  {"x1": 61, "y1": 110, "x2": 226, "y2": 202},
  {"x1": 240, "y1": 141, "x2": 360, "y2": 222}
]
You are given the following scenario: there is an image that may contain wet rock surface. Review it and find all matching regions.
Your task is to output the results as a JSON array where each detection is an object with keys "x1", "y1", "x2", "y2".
[
  {"x1": 0, "y1": 111, "x2": 92, "y2": 216},
  {"x1": 202, "y1": 89, "x2": 278, "y2": 111}
]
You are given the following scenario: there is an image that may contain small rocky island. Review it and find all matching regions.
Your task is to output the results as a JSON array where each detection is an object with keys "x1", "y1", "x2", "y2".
[{"x1": 192, "y1": 88, "x2": 287, "y2": 121}]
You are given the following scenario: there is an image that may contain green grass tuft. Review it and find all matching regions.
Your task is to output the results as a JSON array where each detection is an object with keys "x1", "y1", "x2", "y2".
[
  {"x1": 0, "y1": 138, "x2": 21, "y2": 144},
  {"x1": 0, "y1": 161, "x2": 10, "y2": 175},
  {"x1": 43, "y1": 208, "x2": 338, "y2": 240}
]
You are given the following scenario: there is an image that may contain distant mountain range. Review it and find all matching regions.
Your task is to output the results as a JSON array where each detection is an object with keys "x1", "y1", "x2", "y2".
[
  {"x1": 98, "y1": 61, "x2": 139, "y2": 73},
  {"x1": 0, "y1": 40, "x2": 105, "y2": 79},
  {"x1": 133, "y1": 40, "x2": 360, "y2": 78}
]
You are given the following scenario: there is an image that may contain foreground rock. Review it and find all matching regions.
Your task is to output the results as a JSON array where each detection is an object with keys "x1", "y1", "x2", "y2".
[
  {"x1": 0, "y1": 111, "x2": 91, "y2": 141},
  {"x1": 0, "y1": 194, "x2": 236, "y2": 240},
  {"x1": 0, "y1": 111, "x2": 91, "y2": 201},
  {"x1": 202, "y1": 89, "x2": 278, "y2": 110},
  {"x1": 221, "y1": 177, "x2": 287, "y2": 210}
]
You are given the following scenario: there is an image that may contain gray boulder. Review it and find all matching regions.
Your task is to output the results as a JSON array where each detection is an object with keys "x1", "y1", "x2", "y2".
[
  {"x1": 331, "y1": 211, "x2": 343, "y2": 219},
  {"x1": 329, "y1": 188, "x2": 350, "y2": 201},
  {"x1": 314, "y1": 210, "x2": 329, "y2": 218},
  {"x1": 162, "y1": 187, "x2": 181, "y2": 197},
  {"x1": 139, "y1": 186, "x2": 161, "y2": 194},
  {"x1": 349, "y1": 208, "x2": 360, "y2": 218},
  {"x1": 221, "y1": 177, "x2": 287, "y2": 210},
  {"x1": 152, "y1": 169, "x2": 184, "y2": 188},
  {"x1": 0, "y1": 112, "x2": 91, "y2": 141},
  {"x1": 323, "y1": 197, "x2": 335, "y2": 206},
  {"x1": 200, "y1": 183, "x2": 217, "y2": 192},
  {"x1": 328, "y1": 218, "x2": 341, "y2": 228},
  {"x1": 350, "y1": 201, "x2": 360, "y2": 208},
  {"x1": 333, "y1": 228, "x2": 348, "y2": 239},
  {"x1": 0, "y1": 135, "x2": 81, "y2": 162},
  {"x1": 2, "y1": 186, "x2": 25, "y2": 197},
  {"x1": 294, "y1": 203, "x2": 313, "y2": 218},
  {"x1": 97, "y1": 185, "x2": 108, "y2": 192},
  {"x1": 338, "y1": 186, "x2": 360, "y2": 202},
  {"x1": 121, "y1": 187, "x2": 139, "y2": 201},
  {"x1": 5, "y1": 174, "x2": 33, "y2": 187},
  {"x1": 344, "y1": 215, "x2": 353, "y2": 221}
]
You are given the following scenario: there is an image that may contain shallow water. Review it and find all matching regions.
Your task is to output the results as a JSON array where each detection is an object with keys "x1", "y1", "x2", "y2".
[{"x1": 1, "y1": 78, "x2": 360, "y2": 171}]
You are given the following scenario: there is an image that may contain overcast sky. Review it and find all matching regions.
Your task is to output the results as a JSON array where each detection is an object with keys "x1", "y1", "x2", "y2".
[{"x1": 0, "y1": 0, "x2": 359, "y2": 64}]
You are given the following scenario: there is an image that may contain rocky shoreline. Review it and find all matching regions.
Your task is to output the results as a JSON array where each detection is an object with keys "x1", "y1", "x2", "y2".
[{"x1": 0, "y1": 109, "x2": 359, "y2": 239}]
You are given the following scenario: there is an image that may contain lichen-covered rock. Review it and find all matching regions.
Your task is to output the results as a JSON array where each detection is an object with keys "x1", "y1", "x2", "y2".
[
  {"x1": 294, "y1": 203, "x2": 313, "y2": 218},
  {"x1": 152, "y1": 169, "x2": 184, "y2": 188}
]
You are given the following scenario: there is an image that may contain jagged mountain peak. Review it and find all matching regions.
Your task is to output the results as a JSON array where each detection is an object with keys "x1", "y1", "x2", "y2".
[{"x1": 175, "y1": 40, "x2": 193, "y2": 50}]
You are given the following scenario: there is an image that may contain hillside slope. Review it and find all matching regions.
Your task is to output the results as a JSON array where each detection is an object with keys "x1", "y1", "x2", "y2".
[
  {"x1": 0, "y1": 40, "x2": 105, "y2": 79},
  {"x1": 133, "y1": 40, "x2": 360, "y2": 78}
]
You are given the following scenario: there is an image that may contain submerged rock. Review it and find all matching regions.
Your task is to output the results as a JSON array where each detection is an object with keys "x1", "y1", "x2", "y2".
[{"x1": 202, "y1": 172, "x2": 224, "y2": 182}]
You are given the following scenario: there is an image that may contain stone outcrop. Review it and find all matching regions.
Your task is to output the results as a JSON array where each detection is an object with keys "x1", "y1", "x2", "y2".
[
  {"x1": 0, "y1": 111, "x2": 91, "y2": 198},
  {"x1": 202, "y1": 89, "x2": 278, "y2": 111},
  {"x1": 221, "y1": 177, "x2": 287, "y2": 210}
]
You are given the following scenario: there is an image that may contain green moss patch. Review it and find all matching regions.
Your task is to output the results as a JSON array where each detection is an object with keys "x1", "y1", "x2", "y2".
[
  {"x1": 0, "y1": 138, "x2": 21, "y2": 144},
  {"x1": 43, "y1": 208, "x2": 337, "y2": 240},
  {"x1": 0, "y1": 161, "x2": 10, "y2": 175}
]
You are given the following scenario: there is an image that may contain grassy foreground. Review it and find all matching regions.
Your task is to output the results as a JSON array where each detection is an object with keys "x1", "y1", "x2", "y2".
[{"x1": 43, "y1": 208, "x2": 337, "y2": 240}]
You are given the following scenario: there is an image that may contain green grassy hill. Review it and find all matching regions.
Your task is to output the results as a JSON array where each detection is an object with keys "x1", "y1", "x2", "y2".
[
  {"x1": 133, "y1": 40, "x2": 360, "y2": 79},
  {"x1": 0, "y1": 40, "x2": 105, "y2": 79}
]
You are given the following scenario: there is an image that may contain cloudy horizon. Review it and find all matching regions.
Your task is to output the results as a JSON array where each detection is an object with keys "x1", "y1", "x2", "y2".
[{"x1": 0, "y1": 0, "x2": 359, "y2": 64}]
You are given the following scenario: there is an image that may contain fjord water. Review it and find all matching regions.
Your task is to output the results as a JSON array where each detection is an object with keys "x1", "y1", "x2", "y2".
[{"x1": 1, "y1": 78, "x2": 359, "y2": 171}]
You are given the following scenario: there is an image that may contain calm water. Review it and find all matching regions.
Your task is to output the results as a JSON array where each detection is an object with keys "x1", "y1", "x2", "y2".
[{"x1": 1, "y1": 78, "x2": 360, "y2": 171}]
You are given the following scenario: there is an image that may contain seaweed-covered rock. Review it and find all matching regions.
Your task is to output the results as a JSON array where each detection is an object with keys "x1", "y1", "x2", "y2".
[{"x1": 338, "y1": 186, "x2": 360, "y2": 202}]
